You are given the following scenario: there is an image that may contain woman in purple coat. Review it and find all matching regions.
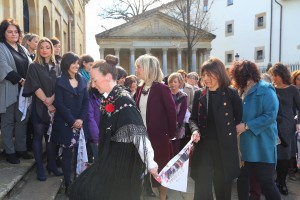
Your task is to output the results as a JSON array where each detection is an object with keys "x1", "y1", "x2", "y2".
[{"x1": 135, "y1": 54, "x2": 177, "y2": 200}]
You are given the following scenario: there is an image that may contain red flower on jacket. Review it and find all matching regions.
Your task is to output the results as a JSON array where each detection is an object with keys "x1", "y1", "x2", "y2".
[{"x1": 105, "y1": 103, "x2": 115, "y2": 113}]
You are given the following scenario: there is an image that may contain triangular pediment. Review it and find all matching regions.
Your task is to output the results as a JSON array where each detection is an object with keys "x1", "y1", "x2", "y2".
[{"x1": 97, "y1": 12, "x2": 187, "y2": 38}]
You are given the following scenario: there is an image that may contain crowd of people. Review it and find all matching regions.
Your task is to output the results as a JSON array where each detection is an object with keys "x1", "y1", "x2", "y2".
[{"x1": 1, "y1": 17, "x2": 300, "y2": 200}]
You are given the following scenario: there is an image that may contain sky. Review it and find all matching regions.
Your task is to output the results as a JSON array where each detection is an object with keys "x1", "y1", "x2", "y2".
[{"x1": 85, "y1": 0, "x2": 124, "y2": 59}]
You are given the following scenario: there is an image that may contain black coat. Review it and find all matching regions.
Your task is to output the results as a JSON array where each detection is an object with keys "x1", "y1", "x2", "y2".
[
  {"x1": 189, "y1": 87, "x2": 242, "y2": 182},
  {"x1": 51, "y1": 74, "x2": 88, "y2": 146}
]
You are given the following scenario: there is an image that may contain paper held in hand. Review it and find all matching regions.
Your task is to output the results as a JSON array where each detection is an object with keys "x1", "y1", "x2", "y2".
[{"x1": 156, "y1": 140, "x2": 193, "y2": 192}]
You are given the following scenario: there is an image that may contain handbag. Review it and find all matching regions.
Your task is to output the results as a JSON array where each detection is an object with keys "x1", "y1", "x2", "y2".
[{"x1": 76, "y1": 129, "x2": 88, "y2": 176}]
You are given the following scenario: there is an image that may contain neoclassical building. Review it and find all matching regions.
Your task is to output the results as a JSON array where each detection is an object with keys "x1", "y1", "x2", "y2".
[
  {"x1": 96, "y1": 11, "x2": 215, "y2": 75},
  {"x1": 0, "y1": 0, "x2": 90, "y2": 55}
]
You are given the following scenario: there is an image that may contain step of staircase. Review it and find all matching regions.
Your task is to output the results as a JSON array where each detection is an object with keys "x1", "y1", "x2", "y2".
[{"x1": 0, "y1": 151, "x2": 63, "y2": 200}]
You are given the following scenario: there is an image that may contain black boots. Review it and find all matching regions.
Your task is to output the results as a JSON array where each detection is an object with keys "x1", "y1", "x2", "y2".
[{"x1": 6, "y1": 153, "x2": 20, "y2": 164}]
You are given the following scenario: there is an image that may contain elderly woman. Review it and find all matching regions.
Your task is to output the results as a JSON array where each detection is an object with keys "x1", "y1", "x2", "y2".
[
  {"x1": 0, "y1": 18, "x2": 33, "y2": 164},
  {"x1": 21, "y1": 33, "x2": 39, "y2": 60},
  {"x1": 230, "y1": 60, "x2": 281, "y2": 200},
  {"x1": 134, "y1": 54, "x2": 177, "y2": 200},
  {"x1": 70, "y1": 54, "x2": 158, "y2": 200}
]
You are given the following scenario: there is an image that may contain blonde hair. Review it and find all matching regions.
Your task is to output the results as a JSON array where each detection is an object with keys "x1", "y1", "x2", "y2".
[
  {"x1": 135, "y1": 54, "x2": 163, "y2": 86},
  {"x1": 34, "y1": 37, "x2": 55, "y2": 65},
  {"x1": 168, "y1": 72, "x2": 184, "y2": 87}
]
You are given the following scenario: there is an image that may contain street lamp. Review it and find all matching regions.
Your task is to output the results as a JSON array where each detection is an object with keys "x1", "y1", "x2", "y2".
[{"x1": 235, "y1": 53, "x2": 240, "y2": 61}]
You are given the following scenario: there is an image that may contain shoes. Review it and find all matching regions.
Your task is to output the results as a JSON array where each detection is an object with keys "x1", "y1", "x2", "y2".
[
  {"x1": 277, "y1": 183, "x2": 288, "y2": 195},
  {"x1": 56, "y1": 156, "x2": 62, "y2": 167},
  {"x1": 16, "y1": 151, "x2": 34, "y2": 159},
  {"x1": 65, "y1": 186, "x2": 70, "y2": 197},
  {"x1": 146, "y1": 187, "x2": 156, "y2": 197},
  {"x1": 37, "y1": 175, "x2": 47, "y2": 181},
  {"x1": 47, "y1": 166, "x2": 63, "y2": 176},
  {"x1": 6, "y1": 153, "x2": 20, "y2": 164}
]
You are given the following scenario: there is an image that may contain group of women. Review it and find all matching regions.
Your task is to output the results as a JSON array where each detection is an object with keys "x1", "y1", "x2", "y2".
[{"x1": 2, "y1": 17, "x2": 300, "y2": 200}]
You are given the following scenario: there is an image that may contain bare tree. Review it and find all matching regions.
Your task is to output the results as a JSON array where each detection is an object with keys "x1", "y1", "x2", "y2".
[
  {"x1": 162, "y1": 0, "x2": 214, "y2": 71},
  {"x1": 100, "y1": 0, "x2": 163, "y2": 21}
]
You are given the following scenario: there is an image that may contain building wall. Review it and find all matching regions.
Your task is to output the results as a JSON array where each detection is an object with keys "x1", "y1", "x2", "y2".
[
  {"x1": 0, "y1": 0, "x2": 89, "y2": 55},
  {"x1": 209, "y1": 0, "x2": 300, "y2": 68}
]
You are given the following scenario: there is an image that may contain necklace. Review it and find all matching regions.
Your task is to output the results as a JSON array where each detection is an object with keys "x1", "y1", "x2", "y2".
[{"x1": 141, "y1": 87, "x2": 150, "y2": 95}]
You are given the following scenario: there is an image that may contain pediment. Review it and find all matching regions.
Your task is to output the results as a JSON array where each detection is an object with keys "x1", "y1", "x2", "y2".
[{"x1": 97, "y1": 13, "x2": 185, "y2": 38}]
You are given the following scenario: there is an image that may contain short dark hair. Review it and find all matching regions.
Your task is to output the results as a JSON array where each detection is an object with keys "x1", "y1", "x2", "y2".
[
  {"x1": 92, "y1": 54, "x2": 118, "y2": 81},
  {"x1": 61, "y1": 52, "x2": 80, "y2": 79},
  {"x1": 50, "y1": 37, "x2": 60, "y2": 46},
  {"x1": 79, "y1": 54, "x2": 94, "y2": 68},
  {"x1": 201, "y1": 57, "x2": 231, "y2": 88},
  {"x1": 229, "y1": 60, "x2": 261, "y2": 89},
  {"x1": 269, "y1": 62, "x2": 291, "y2": 85},
  {"x1": 116, "y1": 66, "x2": 128, "y2": 80},
  {"x1": 0, "y1": 18, "x2": 22, "y2": 43},
  {"x1": 124, "y1": 75, "x2": 137, "y2": 88}
]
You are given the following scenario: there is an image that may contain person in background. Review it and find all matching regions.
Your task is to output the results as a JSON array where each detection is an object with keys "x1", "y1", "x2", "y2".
[
  {"x1": 69, "y1": 55, "x2": 158, "y2": 200},
  {"x1": 135, "y1": 54, "x2": 177, "y2": 200},
  {"x1": 23, "y1": 37, "x2": 62, "y2": 180},
  {"x1": 116, "y1": 66, "x2": 128, "y2": 86},
  {"x1": 0, "y1": 18, "x2": 33, "y2": 164},
  {"x1": 230, "y1": 60, "x2": 281, "y2": 200},
  {"x1": 269, "y1": 63, "x2": 300, "y2": 195},
  {"x1": 86, "y1": 80, "x2": 101, "y2": 161},
  {"x1": 177, "y1": 70, "x2": 195, "y2": 150},
  {"x1": 187, "y1": 72, "x2": 200, "y2": 91},
  {"x1": 22, "y1": 33, "x2": 39, "y2": 152},
  {"x1": 190, "y1": 58, "x2": 242, "y2": 200},
  {"x1": 21, "y1": 33, "x2": 39, "y2": 60},
  {"x1": 50, "y1": 52, "x2": 89, "y2": 195},
  {"x1": 50, "y1": 37, "x2": 62, "y2": 76},
  {"x1": 124, "y1": 74, "x2": 138, "y2": 96},
  {"x1": 79, "y1": 54, "x2": 94, "y2": 82},
  {"x1": 168, "y1": 72, "x2": 187, "y2": 155}
]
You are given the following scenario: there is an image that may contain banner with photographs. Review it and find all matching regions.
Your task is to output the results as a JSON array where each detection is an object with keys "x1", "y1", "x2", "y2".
[{"x1": 157, "y1": 140, "x2": 193, "y2": 192}]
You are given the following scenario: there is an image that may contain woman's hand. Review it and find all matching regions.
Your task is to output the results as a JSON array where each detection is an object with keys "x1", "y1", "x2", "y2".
[
  {"x1": 191, "y1": 131, "x2": 200, "y2": 143},
  {"x1": 148, "y1": 167, "x2": 160, "y2": 182},
  {"x1": 73, "y1": 119, "x2": 83, "y2": 129},
  {"x1": 236, "y1": 123, "x2": 246, "y2": 136},
  {"x1": 47, "y1": 105, "x2": 56, "y2": 113},
  {"x1": 43, "y1": 97, "x2": 52, "y2": 107}
]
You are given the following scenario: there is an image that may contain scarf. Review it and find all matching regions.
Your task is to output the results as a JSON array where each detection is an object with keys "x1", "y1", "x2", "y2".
[{"x1": 80, "y1": 68, "x2": 90, "y2": 81}]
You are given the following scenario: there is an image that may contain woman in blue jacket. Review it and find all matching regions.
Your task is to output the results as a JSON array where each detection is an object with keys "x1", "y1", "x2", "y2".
[
  {"x1": 51, "y1": 52, "x2": 88, "y2": 194},
  {"x1": 230, "y1": 60, "x2": 281, "y2": 200}
]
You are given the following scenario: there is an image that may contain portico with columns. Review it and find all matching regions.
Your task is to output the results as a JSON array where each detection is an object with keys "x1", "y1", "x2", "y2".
[{"x1": 96, "y1": 11, "x2": 215, "y2": 75}]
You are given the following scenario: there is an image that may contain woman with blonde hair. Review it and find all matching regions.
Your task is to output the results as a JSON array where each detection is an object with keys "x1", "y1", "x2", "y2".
[
  {"x1": 23, "y1": 37, "x2": 62, "y2": 181},
  {"x1": 135, "y1": 54, "x2": 177, "y2": 200}
]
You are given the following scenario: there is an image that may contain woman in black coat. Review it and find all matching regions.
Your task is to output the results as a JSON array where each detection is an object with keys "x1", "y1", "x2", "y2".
[
  {"x1": 51, "y1": 52, "x2": 88, "y2": 193},
  {"x1": 189, "y1": 58, "x2": 242, "y2": 200}
]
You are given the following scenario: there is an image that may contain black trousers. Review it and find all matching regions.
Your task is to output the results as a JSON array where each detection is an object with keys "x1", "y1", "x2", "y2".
[
  {"x1": 193, "y1": 140, "x2": 232, "y2": 200},
  {"x1": 237, "y1": 162, "x2": 281, "y2": 200}
]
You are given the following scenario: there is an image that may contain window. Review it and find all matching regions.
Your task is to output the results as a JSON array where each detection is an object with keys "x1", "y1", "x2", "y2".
[
  {"x1": 203, "y1": 0, "x2": 208, "y2": 12},
  {"x1": 254, "y1": 47, "x2": 265, "y2": 62},
  {"x1": 255, "y1": 13, "x2": 266, "y2": 30},
  {"x1": 225, "y1": 50, "x2": 234, "y2": 64},
  {"x1": 225, "y1": 20, "x2": 234, "y2": 36},
  {"x1": 227, "y1": 0, "x2": 233, "y2": 6}
]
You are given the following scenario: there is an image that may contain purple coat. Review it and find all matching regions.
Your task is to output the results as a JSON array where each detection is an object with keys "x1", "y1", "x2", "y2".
[
  {"x1": 87, "y1": 92, "x2": 101, "y2": 144},
  {"x1": 135, "y1": 82, "x2": 177, "y2": 179}
]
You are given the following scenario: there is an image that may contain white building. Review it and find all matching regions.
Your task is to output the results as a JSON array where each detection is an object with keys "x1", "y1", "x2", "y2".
[{"x1": 209, "y1": 0, "x2": 300, "y2": 68}]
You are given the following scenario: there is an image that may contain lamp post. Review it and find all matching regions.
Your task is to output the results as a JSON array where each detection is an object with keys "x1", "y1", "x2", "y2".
[{"x1": 235, "y1": 53, "x2": 240, "y2": 61}]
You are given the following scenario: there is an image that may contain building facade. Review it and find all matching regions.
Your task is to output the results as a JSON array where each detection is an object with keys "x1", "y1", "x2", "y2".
[
  {"x1": 0, "y1": 0, "x2": 90, "y2": 55},
  {"x1": 209, "y1": 0, "x2": 300, "y2": 68},
  {"x1": 96, "y1": 11, "x2": 215, "y2": 75}
]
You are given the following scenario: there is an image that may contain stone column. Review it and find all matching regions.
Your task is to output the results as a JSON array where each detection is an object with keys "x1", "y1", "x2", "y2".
[
  {"x1": 99, "y1": 48, "x2": 104, "y2": 59},
  {"x1": 204, "y1": 48, "x2": 212, "y2": 61},
  {"x1": 177, "y1": 48, "x2": 182, "y2": 70},
  {"x1": 145, "y1": 48, "x2": 151, "y2": 54},
  {"x1": 114, "y1": 48, "x2": 120, "y2": 64},
  {"x1": 191, "y1": 49, "x2": 197, "y2": 72},
  {"x1": 130, "y1": 48, "x2": 135, "y2": 75},
  {"x1": 162, "y1": 48, "x2": 168, "y2": 75}
]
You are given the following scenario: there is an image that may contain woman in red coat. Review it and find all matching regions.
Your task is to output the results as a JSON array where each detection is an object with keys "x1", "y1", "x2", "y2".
[{"x1": 135, "y1": 54, "x2": 177, "y2": 200}]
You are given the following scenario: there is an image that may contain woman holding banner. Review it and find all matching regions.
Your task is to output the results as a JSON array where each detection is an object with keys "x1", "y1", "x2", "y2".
[{"x1": 190, "y1": 58, "x2": 242, "y2": 200}]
